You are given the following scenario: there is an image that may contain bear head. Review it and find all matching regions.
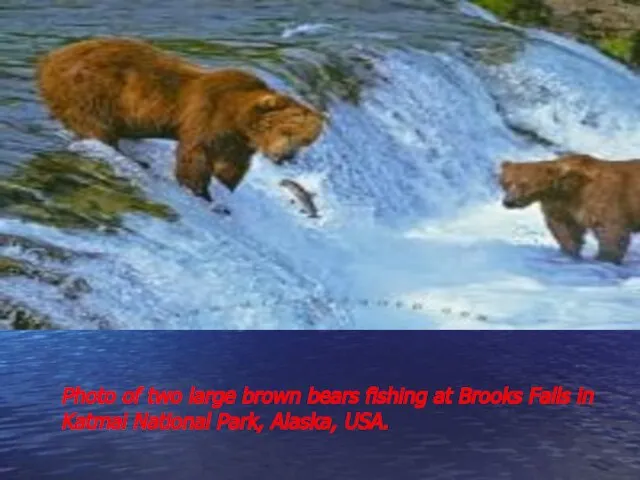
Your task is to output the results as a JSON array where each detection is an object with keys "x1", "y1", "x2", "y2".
[
  {"x1": 241, "y1": 92, "x2": 325, "y2": 164},
  {"x1": 499, "y1": 159, "x2": 588, "y2": 209}
]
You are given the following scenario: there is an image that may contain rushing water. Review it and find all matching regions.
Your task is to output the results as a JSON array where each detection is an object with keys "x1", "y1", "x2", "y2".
[{"x1": 2, "y1": 1, "x2": 640, "y2": 329}]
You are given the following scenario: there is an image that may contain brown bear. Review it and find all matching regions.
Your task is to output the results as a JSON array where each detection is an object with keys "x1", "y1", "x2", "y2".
[
  {"x1": 36, "y1": 37, "x2": 325, "y2": 202},
  {"x1": 499, "y1": 154, "x2": 640, "y2": 264}
]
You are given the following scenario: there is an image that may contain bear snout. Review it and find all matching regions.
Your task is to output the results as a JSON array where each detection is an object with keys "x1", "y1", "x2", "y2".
[
  {"x1": 267, "y1": 140, "x2": 305, "y2": 165},
  {"x1": 502, "y1": 193, "x2": 528, "y2": 209},
  {"x1": 279, "y1": 150, "x2": 297, "y2": 163},
  {"x1": 502, "y1": 197, "x2": 519, "y2": 209},
  {"x1": 267, "y1": 149, "x2": 297, "y2": 165}
]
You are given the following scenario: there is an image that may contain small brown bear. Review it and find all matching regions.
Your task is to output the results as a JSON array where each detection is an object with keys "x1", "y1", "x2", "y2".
[
  {"x1": 499, "y1": 154, "x2": 640, "y2": 264},
  {"x1": 36, "y1": 37, "x2": 325, "y2": 202}
]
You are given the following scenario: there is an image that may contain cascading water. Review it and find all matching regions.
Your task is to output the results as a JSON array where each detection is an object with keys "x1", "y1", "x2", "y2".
[{"x1": 1, "y1": 1, "x2": 640, "y2": 329}]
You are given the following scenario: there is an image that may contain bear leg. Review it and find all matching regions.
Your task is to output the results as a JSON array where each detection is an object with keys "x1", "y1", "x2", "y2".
[
  {"x1": 211, "y1": 155, "x2": 251, "y2": 192},
  {"x1": 544, "y1": 215, "x2": 585, "y2": 259},
  {"x1": 593, "y1": 226, "x2": 630, "y2": 265},
  {"x1": 64, "y1": 120, "x2": 118, "y2": 148},
  {"x1": 175, "y1": 143, "x2": 213, "y2": 202}
]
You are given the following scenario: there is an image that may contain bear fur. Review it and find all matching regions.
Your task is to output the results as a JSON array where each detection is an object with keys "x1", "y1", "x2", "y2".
[
  {"x1": 36, "y1": 37, "x2": 325, "y2": 202},
  {"x1": 499, "y1": 154, "x2": 640, "y2": 264}
]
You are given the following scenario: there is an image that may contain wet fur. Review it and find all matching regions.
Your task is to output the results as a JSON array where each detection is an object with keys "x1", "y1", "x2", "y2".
[{"x1": 36, "y1": 37, "x2": 325, "y2": 201}]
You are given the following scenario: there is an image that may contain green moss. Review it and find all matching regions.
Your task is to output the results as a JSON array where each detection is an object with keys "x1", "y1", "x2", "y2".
[
  {"x1": 472, "y1": 0, "x2": 552, "y2": 26},
  {"x1": 598, "y1": 31, "x2": 640, "y2": 65},
  {"x1": 276, "y1": 51, "x2": 375, "y2": 110},
  {"x1": 0, "y1": 256, "x2": 28, "y2": 277},
  {"x1": 0, "y1": 254, "x2": 91, "y2": 299},
  {"x1": 0, "y1": 151, "x2": 177, "y2": 232},
  {"x1": 464, "y1": 42, "x2": 523, "y2": 66},
  {"x1": 153, "y1": 38, "x2": 285, "y2": 63},
  {"x1": 472, "y1": 1, "x2": 640, "y2": 68},
  {"x1": 0, "y1": 234, "x2": 97, "y2": 263},
  {"x1": 632, "y1": 31, "x2": 640, "y2": 64},
  {"x1": 474, "y1": 0, "x2": 517, "y2": 19},
  {"x1": 599, "y1": 36, "x2": 634, "y2": 61},
  {"x1": 0, "y1": 297, "x2": 56, "y2": 330},
  {"x1": 11, "y1": 310, "x2": 55, "y2": 330}
]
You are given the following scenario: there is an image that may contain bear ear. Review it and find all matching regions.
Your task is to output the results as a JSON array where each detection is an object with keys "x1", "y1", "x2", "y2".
[
  {"x1": 254, "y1": 93, "x2": 285, "y2": 113},
  {"x1": 500, "y1": 160, "x2": 512, "y2": 169}
]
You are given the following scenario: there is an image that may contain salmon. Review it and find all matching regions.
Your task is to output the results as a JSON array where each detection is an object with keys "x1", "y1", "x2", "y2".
[{"x1": 279, "y1": 179, "x2": 320, "y2": 218}]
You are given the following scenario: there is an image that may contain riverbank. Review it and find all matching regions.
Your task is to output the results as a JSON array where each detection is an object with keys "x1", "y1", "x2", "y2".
[{"x1": 473, "y1": 0, "x2": 640, "y2": 67}]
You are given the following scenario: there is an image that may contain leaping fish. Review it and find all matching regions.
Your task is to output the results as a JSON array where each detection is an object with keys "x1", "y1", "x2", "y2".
[{"x1": 279, "y1": 179, "x2": 320, "y2": 218}]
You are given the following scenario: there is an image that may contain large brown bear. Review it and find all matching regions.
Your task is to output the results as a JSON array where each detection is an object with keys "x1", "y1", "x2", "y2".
[
  {"x1": 36, "y1": 37, "x2": 325, "y2": 202},
  {"x1": 499, "y1": 154, "x2": 640, "y2": 264}
]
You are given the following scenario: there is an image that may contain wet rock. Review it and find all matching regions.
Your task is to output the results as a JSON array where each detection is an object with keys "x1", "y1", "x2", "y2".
[
  {"x1": 0, "y1": 151, "x2": 177, "y2": 233},
  {"x1": 473, "y1": 0, "x2": 552, "y2": 26},
  {"x1": 0, "y1": 233, "x2": 100, "y2": 263},
  {"x1": 472, "y1": 0, "x2": 640, "y2": 67},
  {"x1": 547, "y1": 0, "x2": 640, "y2": 66},
  {"x1": 0, "y1": 255, "x2": 92, "y2": 299},
  {"x1": 503, "y1": 121, "x2": 559, "y2": 149},
  {"x1": 0, "y1": 294, "x2": 115, "y2": 330},
  {"x1": 0, "y1": 297, "x2": 56, "y2": 330},
  {"x1": 61, "y1": 277, "x2": 92, "y2": 300}
]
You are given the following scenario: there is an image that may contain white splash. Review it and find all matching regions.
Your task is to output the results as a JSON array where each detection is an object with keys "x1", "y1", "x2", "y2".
[{"x1": 281, "y1": 23, "x2": 335, "y2": 39}]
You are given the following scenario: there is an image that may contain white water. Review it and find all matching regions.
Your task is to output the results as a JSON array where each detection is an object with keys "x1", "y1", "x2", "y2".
[{"x1": 2, "y1": 10, "x2": 640, "y2": 329}]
